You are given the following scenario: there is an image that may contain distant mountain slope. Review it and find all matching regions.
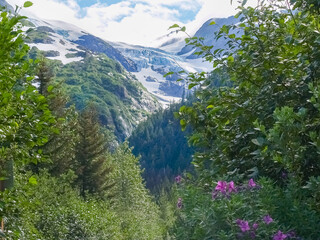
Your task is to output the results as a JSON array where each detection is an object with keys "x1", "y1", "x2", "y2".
[
  {"x1": 73, "y1": 35, "x2": 138, "y2": 72},
  {"x1": 178, "y1": 16, "x2": 240, "y2": 59},
  {"x1": 30, "y1": 47, "x2": 159, "y2": 140},
  {"x1": 111, "y1": 42, "x2": 211, "y2": 106},
  {"x1": 24, "y1": 18, "x2": 138, "y2": 72},
  {"x1": 0, "y1": 0, "x2": 13, "y2": 12},
  {"x1": 21, "y1": 14, "x2": 210, "y2": 107},
  {"x1": 12, "y1": 12, "x2": 160, "y2": 140}
]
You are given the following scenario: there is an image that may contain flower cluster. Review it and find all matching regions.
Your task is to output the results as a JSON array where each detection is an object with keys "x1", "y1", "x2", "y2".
[
  {"x1": 235, "y1": 214, "x2": 298, "y2": 239},
  {"x1": 236, "y1": 219, "x2": 258, "y2": 239},
  {"x1": 212, "y1": 178, "x2": 259, "y2": 199},
  {"x1": 273, "y1": 230, "x2": 288, "y2": 240},
  {"x1": 212, "y1": 180, "x2": 237, "y2": 199},
  {"x1": 236, "y1": 219, "x2": 250, "y2": 232}
]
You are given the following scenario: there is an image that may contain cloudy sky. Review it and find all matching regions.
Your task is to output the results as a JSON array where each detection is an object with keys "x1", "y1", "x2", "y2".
[{"x1": 7, "y1": 0, "x2": 258, "y2": 46}]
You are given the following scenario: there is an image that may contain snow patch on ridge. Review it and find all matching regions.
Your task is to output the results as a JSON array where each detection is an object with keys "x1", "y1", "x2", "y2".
[{"x1": 133, "y1": 67, "x2": 181, "y2": 107}]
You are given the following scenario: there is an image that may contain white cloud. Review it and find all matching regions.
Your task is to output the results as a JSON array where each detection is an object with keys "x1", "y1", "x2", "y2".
[
  {"x1": 6, "y1": 0, "x2": 258, "y2": 46},
  {"x1": 8, "y1": 0, "x2": 80, "y2": 22}
]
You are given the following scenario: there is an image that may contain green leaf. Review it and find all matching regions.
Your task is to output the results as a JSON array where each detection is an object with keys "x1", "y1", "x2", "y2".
[
  {"x1": 169, "y1": 24, "x2": 180, "y2": 29},
  {"x1": 181, "y1": 26, "x2": 186, "y2": 32},
  {"x1": 23, "y1": 1, "x2": 33, "y2": 8},
  {"x1": 163, "y1": 72, "x2": 174, "y2": 77},
  {"x1": 227, "y1": 56, "x2": 234, "y2": 62},
  {"x1": 188, "y1": 83, "x2": 198, "y2": 89},
  {"x1": 47, "y1": 85, "x2": 54, "y2": 92},
  {"x1": 0, "y1": 231, "x2": 5, "y2": 237},
  {"x1": 29, "y1": 176, "x2": 37, "y2": 185},
  {"x1": 209, "y1": 21, "x2": 216, "y2": 25},
  {"x1": 241, "y1": 0, "x2": 248, "y2": 6}
]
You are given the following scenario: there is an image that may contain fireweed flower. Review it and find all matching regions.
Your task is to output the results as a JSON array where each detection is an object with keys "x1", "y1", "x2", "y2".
[
  {"x1": 263, "y1": 215, "x2": 273, "y2": 224},
  {"x1": 248, "y1": 178, "x2": 257, "y2": 188},
  {"x1": 273, "y1": 230, "x2": 287, "y2": 240},
  {"x1": 227, "y1": 181, "x2": 236, "y2": 193},
  {"x1": 236, "y1": 219, "x2": 250, "y2": 232},
  {"x1": 177, "y1": 198, "x2": 182, "y2": 209},
  {"x1": 175, "y1": 175, "x2": 182, "y2": 184},
  {"x1": 252, "y1": 223, "x2": 259, "y2": 230},
  {"x1": 215, "y1": 181, "x2": 227, "y2": 193}
]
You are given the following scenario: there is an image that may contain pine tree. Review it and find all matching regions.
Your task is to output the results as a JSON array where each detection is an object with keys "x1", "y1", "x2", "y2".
[
  {"x1": 75, "y1": 104, "x2": 115, "y2": 198},
  {"x1": 35, "y1": 59, "x2": 78, "y2": 176}
]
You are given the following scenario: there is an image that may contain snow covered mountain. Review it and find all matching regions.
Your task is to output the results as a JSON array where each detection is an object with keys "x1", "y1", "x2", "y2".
[
  {"x1": 110, "y1": 42, "x2": 211, "y2": 106},
  {"x1": 178, "y1": 16, "x2": 240, "y2": 59},
  {"x1": 21, "y1": 15, "x2": 213, "y2": 106},
  {"x1": 2, "y1": 0, "x2": 234, "y2": 107}
]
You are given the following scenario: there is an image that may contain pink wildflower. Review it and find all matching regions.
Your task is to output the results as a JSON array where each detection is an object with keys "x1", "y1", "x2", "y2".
[
  {"x1": 227, "y1": 181, "x2": 236, "y2": 193},
  {"x1": 263, "y1": 215, "x2": 273, "y2": 224},
  {"x1": 215, "y1": 181, "x2": 227, "y2": 192},
  {"x1": 273, "y1": 231, "x2": 287, "y2": 240},
  {"x1": 236, "y1": 219, "x2": 250, "y2": 232},
  {"x1": 248, "y1": 178, "x2": 257, "y2": 188}
]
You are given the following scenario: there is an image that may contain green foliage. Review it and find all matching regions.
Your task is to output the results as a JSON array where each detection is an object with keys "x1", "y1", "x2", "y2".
[
  {"x1": 23, "y1": 1, "x2": 33, "y2": 8},
  {"x1": 0, "y1": 4, "x2": 55, "y2": 186},
  {"x1": 3, "y1": 171, "x2": 122, "y2": 240},
  {"x1": 1, "y1": 7, "x2": 165, "y2": 239},
  {"x1": 173, "y1": 177, "x2": 320, "y2": 239},
  {"x1": 169, "y1": 0, "x2": 320, "y2": 238},
  {"x1": 34, "y1": 59, "x2": 79, "y2": 176},
  {"x1": 111, "y1": 143, "x2": 164, "y2": 240},
  {"x1": 177, "y1": 0, "x2": 320, "y2": 184},
  {"x1": 129, "y1": 102, "x2": 194, "y2": 193},
  {"x1": 25, "y1": 28, "x2": 54, "y2": 44},
  {"x1": 76, "y1": 104, "x2": 115, "y2": 198}
]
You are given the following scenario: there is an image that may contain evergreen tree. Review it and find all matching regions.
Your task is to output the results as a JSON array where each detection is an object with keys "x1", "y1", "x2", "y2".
[
  {"x1": 129, "y1": 102, "x2": 194, "y2": 193},
  {"x1": 34, "y1": 59, "x2": 78, "y2": 176},
  {"x1": 75, "y1": 104, "x2": 114, "y2": 198}
]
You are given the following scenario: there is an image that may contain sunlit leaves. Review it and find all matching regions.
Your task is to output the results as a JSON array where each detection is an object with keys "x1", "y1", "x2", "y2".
[
  {"x1": 175, "y1": 0, "x2": 320, "y2": 183},
  {"x1": 23, "y1": 1, "x2": 33, "y2": 8},
  {"x1": 168, "y1": 24, "x2": 180, "y2": 29}
]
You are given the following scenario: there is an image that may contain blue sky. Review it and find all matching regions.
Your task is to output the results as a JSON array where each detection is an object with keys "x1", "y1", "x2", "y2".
[
  {"x1": 77, "y1": 0, "x2": 124, "y2": 8},
  {"x1": 7, "y1": 0, "x2": 258, "y2": 46}
]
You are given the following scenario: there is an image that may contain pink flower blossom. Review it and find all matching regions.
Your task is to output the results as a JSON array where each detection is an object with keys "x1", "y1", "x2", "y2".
[
  {"x1": 215, "y1": 181, "x2": 227, "y2": 192},
  {"x1": 273, "y1": 231, "x2": 287, "y2": 240},
  {"x1": 236, "y1": 219, "x2": 250, "y2": 232},
  {"x1": 227, "y1": 181, "x2": 236, "y2": 193},
  {"x1": 248, "y1": 178, "x2": 257, "y2": 188},
  {"x1": 252, "y1": 223, "x2": 259, "y2": 230},
  {"x1": 263, "y1": 215, "x2": 273, "y2": 224}
]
